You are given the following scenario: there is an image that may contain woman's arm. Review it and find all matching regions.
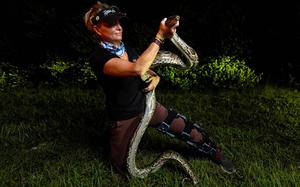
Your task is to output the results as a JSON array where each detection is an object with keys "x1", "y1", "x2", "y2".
[
  {"x1": 103, "y1": 41, "x2": 161, "y2": 77},
  {"x1": 103, "y1": 18, "x2": 179, "y2": 77}
]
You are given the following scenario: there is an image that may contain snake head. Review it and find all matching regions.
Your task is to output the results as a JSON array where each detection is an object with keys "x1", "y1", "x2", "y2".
[{"x1": 165, "y1": 15, "x2": 180, "y2": 28}]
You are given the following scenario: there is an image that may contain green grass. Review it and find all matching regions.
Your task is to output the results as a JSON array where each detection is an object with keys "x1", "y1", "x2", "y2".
[{"x1": 0, "y1": 86, "x2": 299, "y2": 186}]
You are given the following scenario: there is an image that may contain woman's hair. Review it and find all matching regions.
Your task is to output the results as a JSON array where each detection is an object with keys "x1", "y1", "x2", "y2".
[{"x1": 83, "y1": 1, "x2": 110, "y2": 32}]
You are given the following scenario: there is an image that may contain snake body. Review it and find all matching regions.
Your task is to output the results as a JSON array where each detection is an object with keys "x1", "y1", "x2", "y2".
[{"x1": 127, "y1": 16, "x2": 199, "y2": 185}]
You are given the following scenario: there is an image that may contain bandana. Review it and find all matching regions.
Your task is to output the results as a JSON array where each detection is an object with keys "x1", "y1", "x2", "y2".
[{"x1": 100, "y1": 41, "x2": 125, "y2": 57}]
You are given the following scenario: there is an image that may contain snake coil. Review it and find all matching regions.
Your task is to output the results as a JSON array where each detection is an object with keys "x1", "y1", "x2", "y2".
[{"x1": 127, "y1": 15, "x2": 199, "y2": 185}]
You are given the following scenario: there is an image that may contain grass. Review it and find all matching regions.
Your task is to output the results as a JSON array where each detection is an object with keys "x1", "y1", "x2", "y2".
[{"x1": 0, "y1": 86, "x2": 299, "y2": 186}]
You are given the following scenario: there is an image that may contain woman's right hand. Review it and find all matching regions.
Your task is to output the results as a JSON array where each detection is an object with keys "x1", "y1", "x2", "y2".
[{"x1": 157, "y1": 16, "x2": 180, "y2": 40}]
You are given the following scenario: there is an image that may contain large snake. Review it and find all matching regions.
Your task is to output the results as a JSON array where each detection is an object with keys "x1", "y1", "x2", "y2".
[{"x1": 127, "y1": 16, "x2": 199, "y2": 185}]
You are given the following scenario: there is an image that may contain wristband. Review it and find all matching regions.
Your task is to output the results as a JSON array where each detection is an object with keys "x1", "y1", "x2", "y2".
[
  {"x1": 155, "y1": 33, "x2": 165, "y2": 43},
  {"x1": 152, "y1": 38, "x2": 163, "y2": 47}
]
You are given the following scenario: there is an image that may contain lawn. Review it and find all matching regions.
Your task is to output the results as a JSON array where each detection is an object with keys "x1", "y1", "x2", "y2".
[{"x1": 0, "y1": 86, "x2": 299, "y2": 186}]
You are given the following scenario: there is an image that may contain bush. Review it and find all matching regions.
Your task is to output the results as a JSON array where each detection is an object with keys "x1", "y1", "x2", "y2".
[
  {"x1": 39, "y1": 59, "x2": 96, "y2": 87},
  {"x1": 155, "y1": 56, "x2": 263, "y2": 90},
  {"x1": 199, "y1": 56, "x2": 263, "y2": 89},
  {"x1": 0, "y1": 62, "x2": 28, "y2": 91},
  {"x1": 155, "y1": 66, "x2": 198, "y2": 90}
]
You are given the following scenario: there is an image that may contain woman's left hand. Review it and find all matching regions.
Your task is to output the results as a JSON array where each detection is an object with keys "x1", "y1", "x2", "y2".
[{"x1": 143, "y1": 75, "x2": 160, "y2": 92}]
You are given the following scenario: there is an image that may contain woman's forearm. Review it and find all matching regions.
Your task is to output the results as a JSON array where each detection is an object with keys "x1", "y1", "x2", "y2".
[{"x1": 134, "y1": 39, "x2": 162, "y2": 76}]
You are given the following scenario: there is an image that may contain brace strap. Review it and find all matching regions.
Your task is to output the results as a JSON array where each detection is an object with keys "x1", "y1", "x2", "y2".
[
  {"x1": 156, "y1": 111, "x2": 217, "y2": 156},
  {"x1": 182, "y1": 123, "x2": 217, "y2": 156},
  {"x1": 164, "y1": 109, "x2": 178, "y2": 125},
  {"x1": 179, "y1": 122, "x2": 193, "y2": 141},
  {"x1": 155, "y1": 109, "x2": 178, "y2": 137}
]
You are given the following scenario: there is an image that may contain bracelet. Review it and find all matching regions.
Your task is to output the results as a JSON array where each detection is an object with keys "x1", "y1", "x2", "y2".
[
  {"x1": 155, "y1": 33, "x2": 165, "y2": 43},
  {"x1": 152, "y1": 38, "x2": 163, "y2": 47}
]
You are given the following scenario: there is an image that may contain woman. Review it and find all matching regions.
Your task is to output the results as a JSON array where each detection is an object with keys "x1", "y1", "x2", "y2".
[{"x1": 84, "y1": 1, "x2": 236, "y2": 175}]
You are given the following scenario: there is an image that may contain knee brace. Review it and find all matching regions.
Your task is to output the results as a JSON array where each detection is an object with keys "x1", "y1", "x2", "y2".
[
  {"x1": 155, "y1": 109, "x2": 184, "y2": 138},
  {"x1": 155, "y1": 109, "x2": 217, "y2": 157}
]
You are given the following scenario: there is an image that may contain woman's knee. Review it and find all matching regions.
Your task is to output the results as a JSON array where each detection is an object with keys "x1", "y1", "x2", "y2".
[{"x1": 149, "y1": 102, "x2": 168, "y2": 126}]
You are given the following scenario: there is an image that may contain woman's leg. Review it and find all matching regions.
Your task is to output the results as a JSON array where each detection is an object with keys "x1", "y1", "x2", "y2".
[
  {"x1": 149, "y1": 102, "x2": 236, "y2": 173},
  {"x1": 149, "y1": 102, "x2": 203, "y2": 143},
  {"x1": 110, "y1": 102, "x2": 235, "y2": 174},
  {"x1": 109, "y1": 114, "x2": 142, "y2": 174}
]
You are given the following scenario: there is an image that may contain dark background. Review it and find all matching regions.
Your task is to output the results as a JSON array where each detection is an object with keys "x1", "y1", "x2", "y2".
[{"x1": 1, "y1": 0, "x2": 299, "y2": 87}]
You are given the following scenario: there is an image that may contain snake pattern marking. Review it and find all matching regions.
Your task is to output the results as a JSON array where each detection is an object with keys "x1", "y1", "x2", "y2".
[{"x1": 126, "y1": 15, "x2": 200, "y2": 185}]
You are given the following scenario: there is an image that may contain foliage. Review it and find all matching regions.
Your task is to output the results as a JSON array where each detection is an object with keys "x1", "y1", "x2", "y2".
[
  {"x1": 2, "y1": 1, "x2": 298, "y2": 88},
  {"x1": 199, "y1": 56, "x2": 263, "y2": 89},
  {"x1": 39, "y1": 59, "x2": 96, "y2": 87},
  {"x1": 0, "y1": 62, "x2": 28, "y2": 91},
  {"x1": 155, "y1": 66, "x2": 198, "y2": 90},
  {"x1": 279, "y1": 62, "x2": 300, "y2": 89},
  {"x1": 155, "y1": 56, "x2": 263, "y2": 90}
]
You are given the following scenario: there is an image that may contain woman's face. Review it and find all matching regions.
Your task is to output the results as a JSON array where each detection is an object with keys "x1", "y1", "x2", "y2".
[{"x1": 96, "y1": 21, "x2": 123, "y2": 45}]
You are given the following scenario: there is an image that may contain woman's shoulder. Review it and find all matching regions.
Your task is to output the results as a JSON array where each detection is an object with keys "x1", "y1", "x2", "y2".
[
  {"x1": 91, "y1": 46, "x2": 109, "y2": 57},
  {"x1": 89, "y1": 47, "x2": 117, "y2": 74},
  {"x1": 90, "y1": 46, "x2": 114, "y2": 62}
]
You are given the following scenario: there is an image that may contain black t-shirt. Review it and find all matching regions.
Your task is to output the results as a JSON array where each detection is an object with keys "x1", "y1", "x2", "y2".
[{"x1": 90, "y1": 45, "x2": 146, "y2": 121}]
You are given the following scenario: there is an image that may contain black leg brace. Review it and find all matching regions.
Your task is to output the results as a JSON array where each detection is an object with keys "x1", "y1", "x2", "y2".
[{"x1": 155, "y1": 109, "x2": 217, "y2": 157}]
